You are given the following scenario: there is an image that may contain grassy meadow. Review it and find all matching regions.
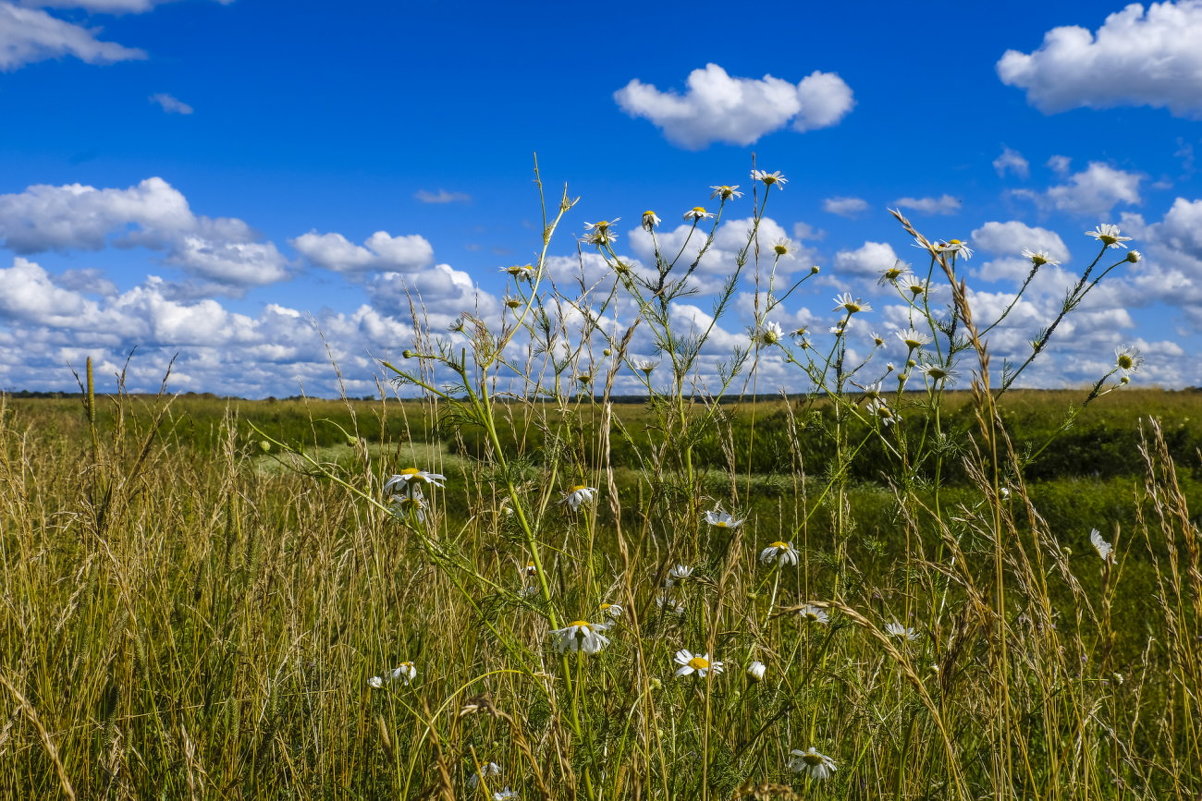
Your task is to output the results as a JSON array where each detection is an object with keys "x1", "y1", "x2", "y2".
[
  {"x1": 1, "y1": 384, "x2": 1200, "y2": 800},
  {"x1": 3, "y1": 189, "x2": 1201, "y2": 800}
]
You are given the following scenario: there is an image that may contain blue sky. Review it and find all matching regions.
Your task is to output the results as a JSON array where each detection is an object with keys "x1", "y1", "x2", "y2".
[{"x1": 1, "y1": 0, "x2": 1200, "y2": 396}]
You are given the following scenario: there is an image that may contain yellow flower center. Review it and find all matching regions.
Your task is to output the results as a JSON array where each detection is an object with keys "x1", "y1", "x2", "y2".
[
  {"x1": 569, "y1": 620, "x2": 591, "y2": 629},
  {"x1": 687, "y1": 656, "x2": 710, "y2": 670},
  {"x1": 715, "y1": 521, "x2": 729, "y2": 528},
  {"x1": 769, "y1": 541, "x2": 789, "y2": 550},
  {"x1": 774, "y1": 244, "x2": 788, "y2": 255},
  {"x1": 1118, "y1": 354, "x2": 1134, "y2": 369},
  {"x1": 568, "y1": 484, "x2": 588, "y2": 493},
  {"x1": 599, "y1": 603, "x2": 612, "y2": 611},
  {"x1": 692, "y1": 206, "x2": 706, "y2": 214},
  {"x1": 947, "y1": 239, "x2": 962, "y2": 245},
  {"x1": 802, "y1": 752, "x2": 824, "y2": 765}
]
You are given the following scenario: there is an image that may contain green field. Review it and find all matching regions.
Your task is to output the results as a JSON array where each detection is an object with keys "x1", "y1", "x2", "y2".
[{"x1": 2, "y1": 384, "x2": 1200, "y2": 800}]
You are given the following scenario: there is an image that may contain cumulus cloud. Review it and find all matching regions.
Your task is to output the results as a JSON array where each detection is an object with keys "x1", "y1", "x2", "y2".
[
  {"x1": 55, "y1": 267, "x2": 117, "y2": 295},
  {"x1": 367, "y1": 264, "x2": 498, "y2": 329},
  {"x1": 1013, "y1": 162, "x2": 1143, "y2": 218},
  {"x1": 291, "y1": 230, "x2": 434, "y2": 274},
  {"x1": 998, "y1": 1, "x2": 1202, "y2": 117},
  {"x1": 627, "y1": 216, "x2": 809, "y2": 294},
  {"x1": 994, "y1": 147, "x2": 1030, "y2": 178},
  {"x1": 822, "y1": 196, "x2": 869, "y2": 217},
  {"x1": 892, "y1": 194, "x2": 962, "y2": 215},
  {"x1": 0, "y1": 1, "x2": 144, "y2": 70},
  {"x1": 0, "y1": 177, "x2": 287, "y2": 287},
  {"x1": 22, "y1": 0, "x2": 234, "y2": 13},
  {"x1": 1047, "y1": 162, "x2": 1142, "y2": 217},
  {"x1": 833, "y1": 241, "x2": 899, "y2": 279},
  {"x1": 414, "y1": 189, "x2": 470, "y2": 204},
  {"x1": 972, "y1": 221, "x2": 1071, "y2": 262},
  {"x1": 149, "y1": 92, "x2": 193, "y2": 114},
  {"x1": 614, "y1": 63, "x2": 854, "y2": 149}
]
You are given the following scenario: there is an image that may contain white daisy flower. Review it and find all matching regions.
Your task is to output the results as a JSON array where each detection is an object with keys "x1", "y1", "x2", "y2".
[
  {"x1": 919, "y1": 363, "x2": 957, "y2": 384},
  {"x1": 772, "y1": 238, "x2": 793, "y2": 256},
  {"x1": 704, "y1": 509, "x2": 744, "y2": 529},
  {"x1": 1114, "y1": 345, "x2": 1142, "y2": 375},
  {"x1": 631, "y1": 358, "x2": 658, "y2": 375},
  {"x1": 903, "y1": 274, "x2": 928, "y2": 296},
  {"x1": 895, "y1": 328, "x2": 932, "y2": 349},
  {"x1": 599, "y1": 602, "x2": 623, "y2": 619},
  {"x1": 750, "y1": 169, "x2": 787, "y2": 188},
  {"x1": 710, "y1": 185, "x2": 743, "y2": 200},
  {"x1": 747, "y1": 660, "x2": 766, "y2": 681},
  {"x1": 1085, "y1": 223, "x2": 1132, "y2": 249},
  {"x1": 468, "y1": 761, "x2": 502, "y2": 789},
  {"x1": 759, "y1": 541, "x2": 799, "y2": 566},
  {"x1": 933, "y1": 239, "x2": 973, "y2": 259},
  {"x1": 384, "y1": 468, "x2": 446, "y2": 496},
  {"x1": 550, "y1": 620, "x2": 611, "y2": 654},
  {"x1": 787, "y1": 747, "x2": 837, "y2": 780},
  {"x1": 751, "y1": 321, "x2": 784, "y2": 346},
  {"x1": 655, "y1": 594, "x2": 685, "y2": 616},
  {"x1": 866, "y1": 397, "x2": 901, "y2": 426},
  {"x1": 674, "y1": 649, "x2": 724, "y2": 678},
  {"x1": 521, "y1": 561, "x2": 538, "y2": 577},
  {"x1": 1090, "y1": 528, "x2": 1115, "y2": 563},
  {"x1": 833, "y1": 292, "x2": 871, "y2": 314},
  {"x1": 493, "y1": 789, "x2": 518, "y2": 801},
  {"x1": 561, "y1": 485, "x2": 597, "y2": 510},
  {"x1": 798, "y1": 604, "x2": 830, "y2": 625},
  {"x1": 683, "y1": 206, "x2": 714, "y2": 222},
  {"x1": 582, "y1": 219, "x2": 619, "y2": 246},
  {"x1": 1021, "y1": 248, "x2": 1060, "y2": 267},
  {"x1": 877, "y1": 259, "x2": 910, "y2": 285},
  {"x1": 885, "y1": 621, "x2": 920, "y2": 641},
  {"x1": 369, "y1": 661, "x2": 418, "y2": 688},
  {"x1": 500, "y1": 264, "x2": 537, "y2": 281},
  {"x1": 665, "y1": 564, "x2": 694, "y2": 586}
]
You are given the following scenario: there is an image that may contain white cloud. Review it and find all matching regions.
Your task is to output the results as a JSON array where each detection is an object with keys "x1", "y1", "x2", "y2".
[
  {"x1": 1046, "y1": 162, "x2": 1142, "y2": 217},
  {"x1": 291, "y1": 230, "x2": 434, "y2": 274},
  {"x1": 0, "y1": 1, "x2": 144, "y2": 70},
  {"x1": 613, "y1": 63, "x2": 854, "y2": 149},
  {"x1": 994, "y1": 147, "x2": 1030, "y2": 179},
  {"x1": 822, "y1": 196, "x2": 869, "y2": 217},
  {"x1": 627, "y1": 216, "x2": 808, "y2": 294},
  {"x1": 892, "y1": 194, "x2": 962, "y2": 215},
  {"x1": 998, "y1": 1, "x2": 1202, "y2": 117},
  {"x1": 0, "y1": 257, "x2": 98, "y2": 326},
  {"x1": 833, "y1": 241, "x2": 898, "y2": 279},
  {"x1": 22, "y1": 0, "x2": 234, "y2": 13},
  {"x1": 972, "y1": 221, "x2": 1071, "y2": 262},
  {"x1": 0, "y1": 177, "x2": 287, "y2": 287},
  {"x1": 1047, "y1": 155, "x2": 1072, "y2": 175},
  {"x1": 149, "y1": 92, "x2": 193, "y2": 114},
  {"x1": 55, "y1": 267, "x2": 116, "y2": 295},
  {"x1": 368, "y1": 264, "x2": 497, "y2": 328},
  {"x1": 414, "y1": 189, "x2": 470, "y2": 204}
]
